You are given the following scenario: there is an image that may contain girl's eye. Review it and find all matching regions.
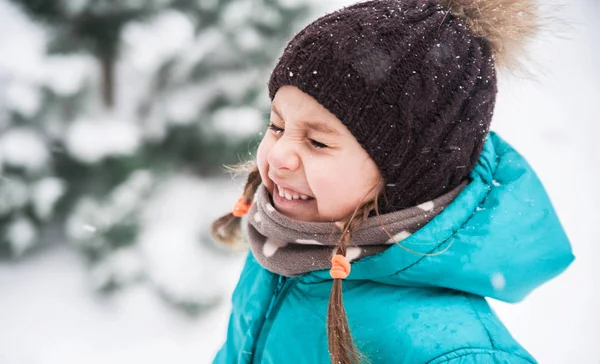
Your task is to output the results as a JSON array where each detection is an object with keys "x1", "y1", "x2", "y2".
[
  {"x1": 267, "y1": 123, "x2": 329, "y2": 149},
  {"x1": 267, "y1": 123, "x2": 283, "y2": 134},
  {"x1": 309, "y1": 139, "x2": 328, "y2": 149}
]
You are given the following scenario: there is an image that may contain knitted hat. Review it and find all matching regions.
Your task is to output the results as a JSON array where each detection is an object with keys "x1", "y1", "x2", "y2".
[{"x1": 268, "y1": 0, "x2": 537, "y2": 214}]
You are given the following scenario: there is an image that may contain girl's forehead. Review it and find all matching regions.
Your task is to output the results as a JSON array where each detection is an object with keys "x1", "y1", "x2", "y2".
[
  {"x1": 271, "y1": 86, "x2": 350, "y2": 136},
  {"x1": 270, "y1": 102, "x2": 343, "y2": 137},
  {"x1": 272, "y1": 87, "x2": 318, "y2": 111}
]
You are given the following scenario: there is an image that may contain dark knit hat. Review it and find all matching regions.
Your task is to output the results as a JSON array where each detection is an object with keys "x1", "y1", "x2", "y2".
[{"x1": 268, "y1": 0, "x2": 512, "y2": 214}]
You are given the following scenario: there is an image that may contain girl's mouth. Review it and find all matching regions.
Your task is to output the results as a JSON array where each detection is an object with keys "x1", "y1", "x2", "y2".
[{"x1": 272, "y1": 184, "x2": 315, "y2": 207}]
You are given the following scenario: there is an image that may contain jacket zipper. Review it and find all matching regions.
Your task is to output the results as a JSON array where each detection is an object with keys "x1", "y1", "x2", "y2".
[
  {"x1": 265, "y1": 275, "x2": 286, "y2": 318},
  {"x1": 251, "y1": 275, "x2": 297, "y2": 363}
]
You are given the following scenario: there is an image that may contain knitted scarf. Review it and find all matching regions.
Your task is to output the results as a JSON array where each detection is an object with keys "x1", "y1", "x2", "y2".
[{"x1": 246, "y1": 181, "x2": 467, "y2": 277}]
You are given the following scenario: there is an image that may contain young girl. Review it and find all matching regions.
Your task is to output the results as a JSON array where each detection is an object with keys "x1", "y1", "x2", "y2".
[{"x1": 211, "y1": 0, "x2": 575, "y2": 363}]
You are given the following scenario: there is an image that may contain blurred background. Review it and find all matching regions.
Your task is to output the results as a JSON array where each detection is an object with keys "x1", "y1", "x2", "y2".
[{"x1": 0, "y1": 0, "x2": 597, "y2": 363}]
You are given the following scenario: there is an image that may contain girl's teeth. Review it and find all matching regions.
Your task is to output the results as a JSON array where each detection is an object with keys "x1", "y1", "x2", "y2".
[{"x1": 277, "y1": 184, "x2": 312, "y2": 201}]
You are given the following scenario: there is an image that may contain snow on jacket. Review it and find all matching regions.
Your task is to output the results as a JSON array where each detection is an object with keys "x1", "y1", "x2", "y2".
[{"x1": 214, "y1": 131, "x2": 575, "y2": 364}]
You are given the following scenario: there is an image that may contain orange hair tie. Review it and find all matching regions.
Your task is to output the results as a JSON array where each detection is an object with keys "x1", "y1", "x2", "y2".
[
  {"x1": 232, "y1": 196, "x2": 252, "y2": 217},
  {"x1": 330, "y1": 254, "x2": 351, "y2": 279}
]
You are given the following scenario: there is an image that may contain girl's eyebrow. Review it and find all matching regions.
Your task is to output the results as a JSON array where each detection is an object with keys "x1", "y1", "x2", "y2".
[{"x1": 271, "y1": 104, "x2": 342, "y2": 136}]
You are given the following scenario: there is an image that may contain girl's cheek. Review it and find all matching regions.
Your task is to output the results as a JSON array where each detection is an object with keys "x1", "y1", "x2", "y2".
[{"x1": 256, "y1": 137, "x2": 272, "y2": 186}]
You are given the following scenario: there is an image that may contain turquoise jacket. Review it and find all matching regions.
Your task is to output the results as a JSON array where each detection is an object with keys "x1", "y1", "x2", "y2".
[{"x1": 214, "y1": 132, "x2": 575, "y2": 364}]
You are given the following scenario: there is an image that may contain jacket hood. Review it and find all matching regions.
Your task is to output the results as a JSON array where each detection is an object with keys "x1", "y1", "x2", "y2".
[{"x1": 307, "y1": 131, "x2": 575, "y2": 303}]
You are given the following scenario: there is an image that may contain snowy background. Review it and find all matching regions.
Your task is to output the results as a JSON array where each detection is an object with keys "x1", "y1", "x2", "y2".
[{"x1": 0, "y1": 0, "x2": 598, "y2": 363}]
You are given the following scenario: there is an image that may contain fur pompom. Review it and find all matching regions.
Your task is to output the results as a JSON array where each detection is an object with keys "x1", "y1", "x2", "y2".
[{"x1": 440, "y1": 0, "x2": 540, "y2": 70}]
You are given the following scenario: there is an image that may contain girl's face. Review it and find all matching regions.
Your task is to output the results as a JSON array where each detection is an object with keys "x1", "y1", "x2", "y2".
[{"x1": 256, "y1": 86, "x2": 382, "y2": 222}]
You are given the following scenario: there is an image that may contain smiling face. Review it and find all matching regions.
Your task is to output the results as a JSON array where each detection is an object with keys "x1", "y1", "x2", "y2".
[{"x1": 256, "y1": 86, "x2": 383, "y2": 222}]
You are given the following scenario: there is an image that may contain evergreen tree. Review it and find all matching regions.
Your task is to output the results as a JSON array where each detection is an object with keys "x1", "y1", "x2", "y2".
[{"x1": 1, "y1": 0, "x2": 315, "y2": 313}]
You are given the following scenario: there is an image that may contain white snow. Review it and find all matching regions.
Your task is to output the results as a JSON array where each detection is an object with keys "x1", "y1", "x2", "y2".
[
  {"x1": 220, "y1": 0, "x2": 255, "y2": 31},
  {"x1": 122, "y1": 10, "x2": 195, "y2": 74},
  {"x1": 0, "y1": 0, "x2": 47, "y2": 82},
  {"x1": 62, "y1": 0, "x2": 87, "y2": 16},
  {"x1": 83, "y1": 224, "x2": 98, "y2": 233},
  {"x1": 211, "y1": 106, "x2": 264, "y2": 140},
  {"x1": 89, "y1": 246, "x2": 145, "y2": 288},
  {"x1": 65, "y1": 116, "x2": 141, "y2": 164},
  {"x1": 197, "y1": 0, "x2": 219, "y2": 11},
  {"x1": 0, "y1": 3, "x2": 91, "y2": 99},
  {"x1": 0, "y1": 246, "x2": 240, "y2": 364},
  {"x1": 234, "y1": 26, "x2": 264, "y2": 51},
  {"x1": 4, "y1": 81, "x2": 42, "y2": 117},
  {"x1": 213, "y1": 70, "x2": 261, "y2": 103},
  {"x1": 43, "y1": 55, "x2": 92, "y2": 96},
  {"x1": 164, "y1": 86, "x2": 208, "y2": 124},
  {"x1": 65, "y1": 170, "x2": 154, "y2": 262},
  {"x1": 168, "y1": 27, "x2": 225, "y2": 81},
  {"x1": 66, "y1": 198, "x2": 106, "y2": 242},
  {"x1": 0, "y1": 128, "x2": 49, "y2": 173},
  {"x1": 31, "y1": 177, "x2": 67, "y2": 221},
  {"x1": 136, "y1": 175, "x2": 247, "y2": 307},
  {"x1": 6, "y1": 215, "x2": 38, "y2": 257},
  {"x1": 109, "y1": 170, "x2": 154, "y2": 221},
  {"x1": 279, "y1": 0, "x2": 308, "y2": 9},
  {"x1": 0, "y1": 177, "x2": 29, "y2": 215}
]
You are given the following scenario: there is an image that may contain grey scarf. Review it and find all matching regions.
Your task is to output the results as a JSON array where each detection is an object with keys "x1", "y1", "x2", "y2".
[{"x1": 246, "y1": 182, "x2": 466, "y2": 277}]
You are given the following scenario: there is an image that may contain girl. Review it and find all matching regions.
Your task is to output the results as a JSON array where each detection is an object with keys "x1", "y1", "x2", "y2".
[{"x1": 211, "y1": 0, "x2": 575, "y2": 363}]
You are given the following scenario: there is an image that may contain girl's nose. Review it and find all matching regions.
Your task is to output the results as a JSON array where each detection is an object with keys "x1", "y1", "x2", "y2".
[{"x1": 267, "y1": 138, "x2": 301, "y2": 172}]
